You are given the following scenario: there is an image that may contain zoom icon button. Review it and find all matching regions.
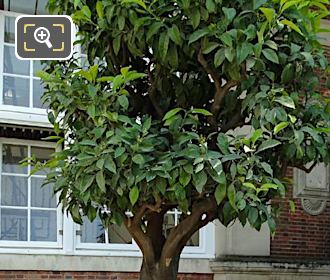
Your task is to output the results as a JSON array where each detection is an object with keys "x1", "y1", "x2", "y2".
[{"x1": 15, "y1": 15, "x2": 74, "y2": 60}]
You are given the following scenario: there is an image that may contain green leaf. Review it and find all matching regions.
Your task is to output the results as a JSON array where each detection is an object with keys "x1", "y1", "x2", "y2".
[
  {"x1": 113, "y1": 35, "x2": 121, "y2": 55},
  {"x1": 220, "y1": 33, "x2": 233, "y2": 47},
  {"x1": 248, "y1": 207, "x2": 258, "y2": 226},
  {"x1": 243, "y1": 182, "x2": 256, "y2": 190},
  {"x1": 96, "y1": 1, "x2": 104, "y2": 18},
  {"x1": 163, "y1": 108, "x2": 182, "y2": 121},
  {"x1": 260, "y1": 162, "x2": 273, "y2": 176},
  {"x1": 168, "y1": 24, "x2": 182, "y2": 45},
  {"x1": 96, "y1": 171, "x2": 106, "y2": 192},
  {"x1": 253, "y1": 0, "x2": 267, "y2": 9},
  {"x1": 132, "y1": 154, "x2": 145, "y2": 165},
  {"x1": 237, "y1": 42, "x2": 253, "y2": 64},
  {"x1": 115, "y1": 147, "x2": 125, "y2": 158},
  {"x1": 227, "y1": 183, "x2": 237, "y2": 210},
  {"x1": 202, "y1": 42, "x2": 220, "y2": 54},
  {"x1": 280, "y1": 19, "x2": 303, "y2": 35},
  {"x1": 191, "y1": 108, "x2": 212, "y2": 116},
  {"x1": 206, "y1": 0, "x2": 216, "y2": 13},
  {"x1": 215, "y1": 184, "x2": 226, "y2": 205},
  {"x1": 188, "y1": 28, "x2": 209, "y2": 44},
  {"x1": 105, "y1": 158, "x2": 116, "y2": 173},
  {"x1": 122, "y1": 0, "x2": 147, "y2": 10},
  {"x1": 159, "y1": 32, "x2": 170, "y2": 61},
  {"x1": 257, "y1": 139, "x2": 281, "y2": 153},
  {"x1": 192, "y1": 170, "x2": 207, "y2": 193},
  {"x1": 129, "y1": 186, "x2": 139, "y2": 206},
  {"x1": 191, "y1": 8, "x2": 201, "y2": 29},
  {"x1": 262, "y1": 49, "x2": 279, "y2": 64},
  {"x1": 289, "y1": 200, "x2": 296, "y2": 213},
  {"x1": 147, "y1": 22, "x2": 163, "y2": 41},
  {"x1": 82, "y1": 5, "x2": 91, "y2": 19},
  {"x1": 275, "y1": 96, "x2": 295, "y2": 109},
  {"x1": 81, "y1": 175, "x2": 95, "y2": 192},
  {"x1": 225, "y1": 47, "x2": 235, "y2": 62},
  {"x1": 118, "y1": 16, "x2": 125, "y2": 30},
  {"x1": 214, "y1": 49, "x2": 226, "y2": 67},
  {"x1": 179, "y1": 171, "x2": 191, "y2": 187},
  {"x1": 260, "y1": 8, "x2": 275, "y2": 24},
  {"x1": 274, "y1": 121, "x2": 289, "y2": 134},
  {"x1": 118, "y1": 95, "x2": 129, "y2": 110},
  {"x1": 281, "y1": 63, "x2": 295, "y2": 83},
  {"x1": 222, "y1": 7, "x2": 236, "y2": 22}
]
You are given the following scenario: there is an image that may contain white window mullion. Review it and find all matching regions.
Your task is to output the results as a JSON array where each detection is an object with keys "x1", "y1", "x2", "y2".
[
  {"x1": 0, "y1": 143, "x2": 2, "y2": 237},
  {"x1": 30, "y1": 61, "x2": 33, "y2": 108},
  {"x1": 0, "y1": 14, "x2": 5, "y2": 106},
  {"x1": 27, "y1": 145, "x2": 31, "y2": 241}
]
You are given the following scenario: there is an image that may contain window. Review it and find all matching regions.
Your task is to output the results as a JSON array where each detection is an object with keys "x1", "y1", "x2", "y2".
[
  {"x1": 0, "y1": 14, "x2": 45, "y2": 109},
  {"x1": 0, "y1": 140, "x2": 61, "y2": 246},
  {"x1": 2, "y1": 0, "x2": 48, "y2": 15},
  {"x1": 294, "y1": 164, "x2": 330, "y2": 200}
]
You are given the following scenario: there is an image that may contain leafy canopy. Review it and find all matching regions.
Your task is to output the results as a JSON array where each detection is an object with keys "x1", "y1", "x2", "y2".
[{"x1": 40, "y1": 0, "x2": 330, "y2": 233}]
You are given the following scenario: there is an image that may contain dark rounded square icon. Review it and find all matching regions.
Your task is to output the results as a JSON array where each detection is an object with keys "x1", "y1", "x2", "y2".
[{"x1": 15, "y1": 15, "x2": 74, "y2": 60}]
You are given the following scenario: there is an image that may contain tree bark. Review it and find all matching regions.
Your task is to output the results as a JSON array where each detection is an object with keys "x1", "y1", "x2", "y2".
[
  {"x1": 124, "y1": 197, "x2": 218, "y2": 280},
  {"x1": 139, "y1": 255, "x2": 180, "y2": 280}
]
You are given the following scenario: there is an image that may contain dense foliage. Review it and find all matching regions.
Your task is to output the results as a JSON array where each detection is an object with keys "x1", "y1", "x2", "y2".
[{"x1": 37, "y1": 0, "x2": 329, "y2": 278}]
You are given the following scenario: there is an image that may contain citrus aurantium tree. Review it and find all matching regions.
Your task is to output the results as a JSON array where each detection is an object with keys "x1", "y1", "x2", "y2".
[{"x1": 38, "y1": 0, "x2": 329, "y2": 279}]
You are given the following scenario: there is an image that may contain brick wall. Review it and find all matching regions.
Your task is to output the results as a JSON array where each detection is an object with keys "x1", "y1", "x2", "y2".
[
  {"x1": 0, "y1": 271, "x2": 213, "y2": 280},
  {"x1": 271, "y1": 189, "x2": 330, "y2": 259}
]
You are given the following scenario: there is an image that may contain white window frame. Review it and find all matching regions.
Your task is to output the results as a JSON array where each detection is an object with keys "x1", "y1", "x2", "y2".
[
  {"x1": 0, "y1": 10, "x2": 52, "y2": 127},
  {"x1": 0, "y1": 137, "x2": 62, "y2": 249}
]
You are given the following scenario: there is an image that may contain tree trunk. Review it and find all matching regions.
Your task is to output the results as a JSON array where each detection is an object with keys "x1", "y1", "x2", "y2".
[{"x1": 139, "y1": 255, "x2": 180, "y2": 280}]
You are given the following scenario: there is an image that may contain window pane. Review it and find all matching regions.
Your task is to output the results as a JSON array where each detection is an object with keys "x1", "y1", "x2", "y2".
[
  {"x1": 1, "y1": 176, "x2": 28, "y2": 207},
  {"x1": 3, "y1": 0, "x2": 37, "y2": 14},
  {"x1": 107, "y1": 224, "x2": 132, "y2": 244},
  {"x1": 2, "y1": 144, "x2": 28, "y2": 174},
  {"x1": 81, "y1": 217, "x2": 105, "y2": 243},
  {"x1": 36, "y1": 0, "x2": 48, "y2": 15},
  {"x1": 31, "y1": 178, "x2": 56, "y2": 208},
  {"x1": 3, "y1": 76, "x2": 30, "y2": 107},
  {"x1": 0, "y1": 209, "x2": 27, "y2": 241},
  {"x1": 4, "y1": 46, "x2": 30, "y2": 75},
  {"x1": 187, "y1": 231, "x2": 199, "y2": 247},
  {"x1": 33, "y1": 80, "x2": 45, "y2": 109},
  {"x1": 31, "y1": 210, "x2": 57, "y2": 241},
  {"x1": 4, "y1": 16, "x2": 15, "y2": 43},
  {"x1": 33, "y1": 61, "x2": 44, "y2": 76},
  {"x1": 31, "y1": 146, "x2": 53, "y2": 174}
]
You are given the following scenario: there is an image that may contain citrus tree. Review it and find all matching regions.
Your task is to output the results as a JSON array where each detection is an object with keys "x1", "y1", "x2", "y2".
[{"x1": 38, "y1": 0, "x2": 329, "y2": 279}]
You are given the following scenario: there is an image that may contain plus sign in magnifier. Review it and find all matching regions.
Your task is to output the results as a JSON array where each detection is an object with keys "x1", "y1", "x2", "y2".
[{"x1": 34, "y1": 27, "x2": 53, "y2": 48}]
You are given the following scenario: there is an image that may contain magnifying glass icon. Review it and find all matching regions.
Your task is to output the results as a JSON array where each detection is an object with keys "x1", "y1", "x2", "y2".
[{"x1": 34, "y1": 27, "x2": 53, "y2": 49}]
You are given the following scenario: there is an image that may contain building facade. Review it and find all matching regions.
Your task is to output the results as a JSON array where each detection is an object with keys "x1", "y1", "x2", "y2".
[{"x1": 0, "y1": 2, "x2": 329, "y2": 279}]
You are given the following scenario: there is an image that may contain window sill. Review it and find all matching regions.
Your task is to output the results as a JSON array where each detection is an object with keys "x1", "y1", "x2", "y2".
[{"x1": 0, "y1": 106, "x2": 51, "y2": 127}]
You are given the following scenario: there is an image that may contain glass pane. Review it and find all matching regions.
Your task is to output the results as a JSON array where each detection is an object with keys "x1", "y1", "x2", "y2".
[
  {"x1": 187, "y1": 231, "x2": 199, "y2": 247},
  {"x1": 107, "y1": 224, "x2": 132, "y2": 244},
  {"x1": 4, "y1": 0, "x2": 37, "y2": 14},
  {"x1": 4, "y1": 16, "x2": 15, "y2": 43},
  {"x1": 1, "y1": 176, "x2": 28, "y2": 207},
  {"x1": 31, "y1": 178, "x2": 56, "y2": 208},
  {"x1": 4, "y1": 46, "x2": 30, "y2": 75},
  {"x1": 3, "y1": 76, "x2": 30, "y2": 107},
  {"x1": 163, "y1": 213, "x2": 175, "y2": 238},
  {"x1": 2, "y1": 144, "x2": 28, "y2": 174},
  {"x1": 33, "y1": 61, "x2": 44, "y2": 76},
  {"x1": 36, "y1": 0, "x2": 48, "y2": 15},
  {"x1": 0, "y1": 209, "x2": 27, "y2": 241},
  {"x1": 31, "y1": 146, "x2": 53, "y2": 174},
  {"x1": 31, "y1": 210, "x2": 57, "y2": 241},
  {"x1": 33, "y1": 79, "x2": 45, "y2": 109},
  {"x1": 81, "y1": 217, "x2": 105, "y2": 243}
]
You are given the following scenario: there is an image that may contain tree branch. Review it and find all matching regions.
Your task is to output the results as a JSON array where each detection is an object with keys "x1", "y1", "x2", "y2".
[
  {"x1": 160, "y1": 197, "x2": 218, "y2": 267},
  {"x1": 293, "y1": 161, "x2": 318, "y2": 174},
  {"x1": 147, "y1": 64, "x2": 164, "y2": 118},
  {"x1": 197, "y1": 49, "x2": 238, "y2": 127}
]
